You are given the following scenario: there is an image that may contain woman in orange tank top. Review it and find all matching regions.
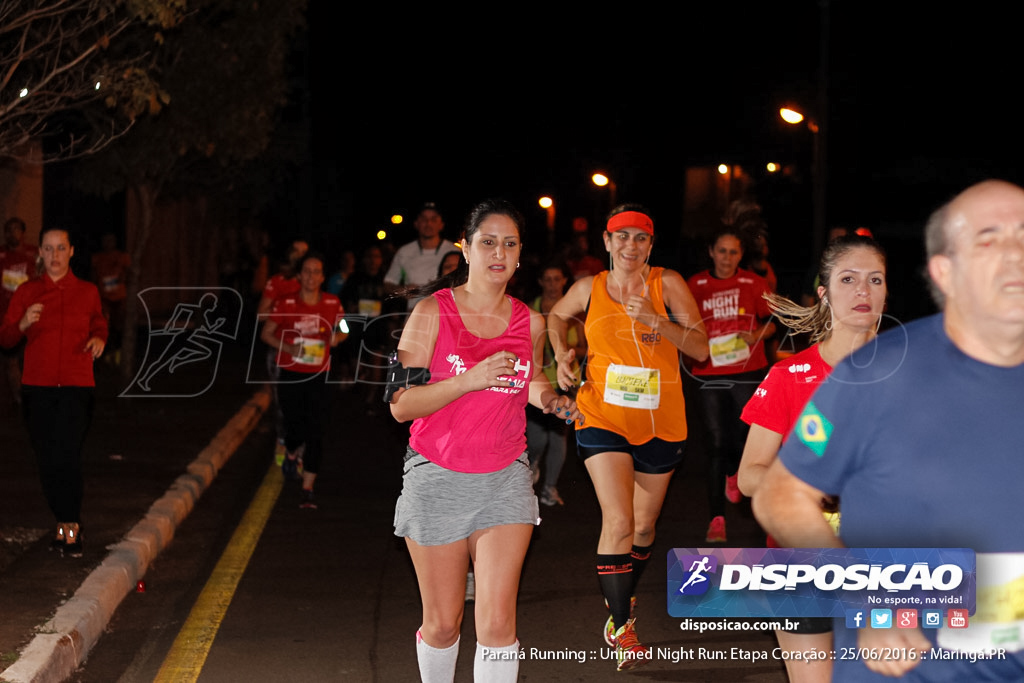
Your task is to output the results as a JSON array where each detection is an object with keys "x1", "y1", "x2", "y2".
[{"x1": 548, "y1": 204, "x2": 709, "y2": 671}]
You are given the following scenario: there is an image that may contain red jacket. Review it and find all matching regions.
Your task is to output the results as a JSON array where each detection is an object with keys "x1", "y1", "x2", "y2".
[{"x1": 0, "y1": 272, "x2": 108, "y2": 387}]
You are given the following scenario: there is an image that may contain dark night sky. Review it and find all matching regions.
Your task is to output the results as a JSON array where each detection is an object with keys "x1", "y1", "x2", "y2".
[{"x1": 310, "y1": 2, "x2": 1022, "y2": 314}]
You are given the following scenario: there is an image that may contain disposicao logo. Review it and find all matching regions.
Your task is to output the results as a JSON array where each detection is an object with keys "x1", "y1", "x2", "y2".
[
  {"x1": 667, "y1": 548, "x2": 976, "y2": 619},
  {"x1": 677, "y1": 555, "x2": 718, "y2": 596}
]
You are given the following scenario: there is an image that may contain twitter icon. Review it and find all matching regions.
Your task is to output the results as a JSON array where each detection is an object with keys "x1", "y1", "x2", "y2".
[{"x1": 871, "y1": 609, "x2": 892, "y2": 629}]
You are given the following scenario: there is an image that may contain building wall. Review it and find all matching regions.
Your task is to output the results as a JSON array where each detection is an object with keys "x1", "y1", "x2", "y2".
[{"x1": 0, "y1": 141, "x2": 44, "y2": 244}]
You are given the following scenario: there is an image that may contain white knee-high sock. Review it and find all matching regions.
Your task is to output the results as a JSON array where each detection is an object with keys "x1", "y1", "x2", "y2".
[
  {"x1": 474, "y1": 640, "x2": 520, "y2": 683},
  {"x1": 416, "y1": 630, "x2": 459, "y2": 683}
]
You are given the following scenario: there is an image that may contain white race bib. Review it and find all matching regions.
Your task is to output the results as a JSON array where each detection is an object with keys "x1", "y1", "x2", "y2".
[
  {"x1": 358, "y1": 298, "x2": 382, "y2": 318},
  {"x1": 937, "y1": 552, "x2": 1024, "y2": 654},
  {"x1": 709, "y1": 332, "x2": 750, "y2": 367},
  {"x1": 2, "y1": 267, "x2": 28, "y2": 293},
  {"x1": 603, "y1": 363, "x2": 660, "y2": 409},
  {"x1": 293, "y1": 337, "x2": 326, "y2": 366}
]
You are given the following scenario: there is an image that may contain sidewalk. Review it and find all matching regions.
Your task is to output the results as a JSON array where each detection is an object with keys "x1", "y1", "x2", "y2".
[{"x1": 0, "y1": 340, "x2": 267, "y2": 683}]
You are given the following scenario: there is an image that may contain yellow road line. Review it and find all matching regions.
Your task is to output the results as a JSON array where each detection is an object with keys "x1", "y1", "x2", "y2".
[{"x1": 154, "y1": 462, "x2": 283, "y2": 683}]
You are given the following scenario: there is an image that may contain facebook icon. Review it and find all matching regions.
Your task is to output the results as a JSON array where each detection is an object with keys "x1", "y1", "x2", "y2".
[{"x1": 845, "y1": 609, "x2": 866, "y2": 629}]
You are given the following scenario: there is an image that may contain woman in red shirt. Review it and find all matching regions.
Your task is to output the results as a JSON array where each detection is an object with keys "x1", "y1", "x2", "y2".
[
  {"x1": 738, "y1": 233, "x2": 888, "y2": 683},
  {"x1": 260, "y1": 252, "x2": 346, "y2": 508},
  {"x1": 0, "y1": 228, "x2": 107, "y2": 558}
]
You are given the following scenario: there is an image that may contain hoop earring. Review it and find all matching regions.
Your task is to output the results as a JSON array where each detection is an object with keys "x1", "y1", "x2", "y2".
[{"x1": 516, "y1": 262, "x2": 520, "y2": 269}]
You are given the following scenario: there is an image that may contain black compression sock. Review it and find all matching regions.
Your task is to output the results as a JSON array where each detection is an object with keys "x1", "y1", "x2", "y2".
[
  {"x1": 630, "y1": 543, "x2": 653, "y2": 595},
  {"x1": 596, "y1": 553, "x2": 633, "y2": 629}
]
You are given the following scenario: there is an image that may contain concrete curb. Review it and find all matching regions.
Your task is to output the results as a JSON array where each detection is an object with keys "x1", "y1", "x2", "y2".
[{"x1": 0, "y1": 389, "x2": 270, "y2": 683}]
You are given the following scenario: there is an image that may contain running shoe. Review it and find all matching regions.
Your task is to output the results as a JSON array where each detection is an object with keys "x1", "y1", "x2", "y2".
[
  {"x1": 63, "y1": 523, "x2": 83, "y2": 558},
  {"x1": 299, "y1": 489, "x2": 317, "y2": 509},
  {"x1": 603, "y1": 596, "x2": 637, "y2": 646},
  {"x1": 725, "y1": 473, "x2": 742, "y2": 503},
  {"x1": 465, "y1": 570, "x2": 475, "y2": 603},
  {"x1": 50, "y1": 524, "x2": 66, "y2": 552},
  {"x1": 614, "y1": 619, "x2": 650, "y2": 671},
  {"x1": 539, "y1": 485, "x2": 564, "y2": 507},
  {"x1": 281, "y1": 455, "x2": 301, "y2": 482},
  {"x1": 705, "y1": 515, "x2": 727, "y2": 543}
]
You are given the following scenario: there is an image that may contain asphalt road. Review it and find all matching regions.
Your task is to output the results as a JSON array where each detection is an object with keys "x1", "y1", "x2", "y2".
[{"x1": 1, "y1": 338, "x2": 791, "y2": 682}]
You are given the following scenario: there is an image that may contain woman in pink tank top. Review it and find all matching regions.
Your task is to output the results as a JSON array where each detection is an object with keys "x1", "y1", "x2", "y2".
[{"x1": 388, "y1": 198, "x2": 583, "y2": 682}]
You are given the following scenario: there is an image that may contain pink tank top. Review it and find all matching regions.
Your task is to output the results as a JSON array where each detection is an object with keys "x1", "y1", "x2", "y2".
[{"x1": 409, "y1": 289, "x2": 534, "y2": 473}]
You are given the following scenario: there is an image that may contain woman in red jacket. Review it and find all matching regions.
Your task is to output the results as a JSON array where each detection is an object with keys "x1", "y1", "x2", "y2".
[{"x1": 0, "y1": 227, "x2": 107, "y2": 558}]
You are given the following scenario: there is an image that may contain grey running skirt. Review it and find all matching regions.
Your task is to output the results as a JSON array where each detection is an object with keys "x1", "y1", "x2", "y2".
[{"x1": 394, "y1": 446, "x2": 540, "y2": 546}]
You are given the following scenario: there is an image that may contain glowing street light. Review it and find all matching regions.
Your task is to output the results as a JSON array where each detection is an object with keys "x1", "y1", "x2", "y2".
[
  {"x1": 780, "y1": 104, "x2": 826, "y2": 257},
  {"x1": 779, "y1": 107, "x2": 804, "y2": 125},
  {"x1": 538, "y1": 196, "x2": 556, "y2": 248},
  {"x1": 591, "y1": 172, "x2": 617, "y2": 210}
]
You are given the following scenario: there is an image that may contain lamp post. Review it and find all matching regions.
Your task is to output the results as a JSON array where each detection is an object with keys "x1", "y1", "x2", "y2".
[
  {"x1": 780, "y1": 106, "x2": 827, "y2": 260},
  {"x1": 591, "y1": 172, "x2": 618, "y2": 212},
  {"x1": 538, "y1": 196, "x2": 556, "y2": 251}
]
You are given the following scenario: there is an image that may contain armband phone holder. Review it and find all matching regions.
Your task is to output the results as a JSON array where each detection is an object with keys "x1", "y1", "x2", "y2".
[{"x1": 383, "y1": 350, "x2": 431, "y2": 403}]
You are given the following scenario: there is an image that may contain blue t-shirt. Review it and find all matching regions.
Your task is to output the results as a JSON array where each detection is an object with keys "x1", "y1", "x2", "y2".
[{"x1": 779, "y1": 313, "x2": 1024, "y2": 681}]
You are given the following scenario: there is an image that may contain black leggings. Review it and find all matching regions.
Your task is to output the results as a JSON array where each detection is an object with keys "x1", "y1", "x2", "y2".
[
  {"x1": 277, "y1": 369, "x2": 330, "y2": 474},
  {"x1": 22, "y1": 385, "x2": 95, "y2": 523},
  {"x1": 697, "y1": 369, "x2": 765, "y2": 517}
]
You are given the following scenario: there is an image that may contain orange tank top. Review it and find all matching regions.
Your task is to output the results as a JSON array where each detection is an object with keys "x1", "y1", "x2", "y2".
[{"x1": 576, "y1": 267, "x2": 688, "y2": 444}]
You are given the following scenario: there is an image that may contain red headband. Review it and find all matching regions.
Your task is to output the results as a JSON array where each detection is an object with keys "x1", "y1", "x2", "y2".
[{"x1": 606, "y1": 211, "x2": 653, "y2": 235}]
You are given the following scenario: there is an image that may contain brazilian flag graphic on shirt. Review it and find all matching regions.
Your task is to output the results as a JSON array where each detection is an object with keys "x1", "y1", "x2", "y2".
[{"x1": 796, "y1": 401, "x2": 833, "y2": 457}]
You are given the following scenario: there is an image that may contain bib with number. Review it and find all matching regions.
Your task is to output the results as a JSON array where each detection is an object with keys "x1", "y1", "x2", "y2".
[
  {"x1": 358, "y1": 298, "x2": 382, "y2": 317},
  {"x1": 603, "y1": 363, "x2": 660, "y2": 409},
  {"x1": 938, "y1": 552, "x2": 1024, "y2": 654},
  {"x1": 2, "y1": 267, "x2": 28, "y2": 293},
  {"x1": 294, "y1": 337, "x2": 326, "y2": 366},
  {"x1": 709, "y1": 332, "x2": 750, "y2": 367}
]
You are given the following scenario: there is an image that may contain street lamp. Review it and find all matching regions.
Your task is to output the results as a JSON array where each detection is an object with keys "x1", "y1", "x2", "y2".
[
  {"x1": 591, "y1": 172, "x2": 618, "y2": 213},
  {"x1": 780, "y1": 105, "x2": 826, "y2": 259},
  {"x1": 538, "y1": 196, "x2": 556, "y2": 250}
]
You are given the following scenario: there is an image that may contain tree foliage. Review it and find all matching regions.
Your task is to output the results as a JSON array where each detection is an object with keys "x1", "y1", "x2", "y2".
[
  {"x1": 73, "y1": 0, "x2": 308, "y2": 205},
  {"x1": 65, "y1": 0, "x2": 308, "y2": 379},
  {"x1": 0, "y1": 0, "x2": 186, "y2": 161}
]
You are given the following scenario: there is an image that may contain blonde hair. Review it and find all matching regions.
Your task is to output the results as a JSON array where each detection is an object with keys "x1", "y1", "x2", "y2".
[{"x1": 770, "y1": 235, "x2": 887, "y2": 345}]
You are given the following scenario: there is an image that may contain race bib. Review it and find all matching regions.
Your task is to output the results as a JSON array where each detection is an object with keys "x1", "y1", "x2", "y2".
[
  {"x1": 293, "y1": 337, "x2": 326, "y2": 366},
  {"x1": 937, "y1": 552, "x2": 1024, "y2": 654},
  {"x1": 603, "y1": 363, "x2": 660, "y2": 409},
  {"x1": 358, "y1": 298, "x2": 382, "y2": 317},
  {"x1": 709, "y1": 332, "x2": 750, "y2": 367},
  {"x1": 2, "y1": 267, "x2": 28, "y2": 293}
]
